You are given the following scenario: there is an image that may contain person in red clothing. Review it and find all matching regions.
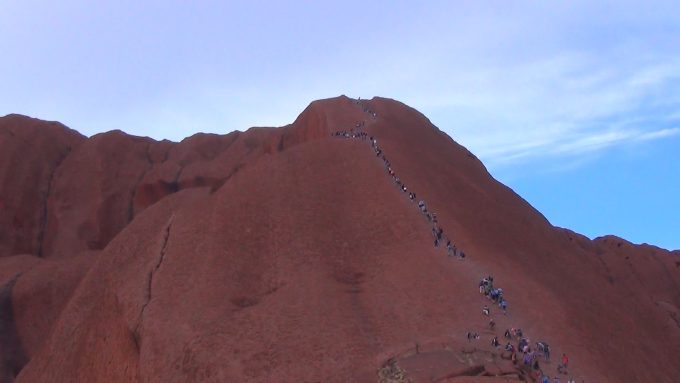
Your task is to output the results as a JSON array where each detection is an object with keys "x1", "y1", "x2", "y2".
[{"x1": 557, "y1": 353, "x2": 569, "y2": 373}]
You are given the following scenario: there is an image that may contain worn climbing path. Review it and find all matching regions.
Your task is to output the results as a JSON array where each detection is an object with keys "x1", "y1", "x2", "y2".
[{"x1": 333, "y1": 98, "x2": 582, "y2": 382}]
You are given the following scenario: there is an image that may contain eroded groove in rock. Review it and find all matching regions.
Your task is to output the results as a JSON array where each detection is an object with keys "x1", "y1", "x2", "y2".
[
  {"x1": 128, "y1": 142, "x2": 154, "y2": 223},
  {"x1": 133, "y1": 217, "x2": 173, "y2": 345},
  {"x1": 36, "y1": 148, "x2": 72, "y2": 258},
  {"x1": 172, "y1": 161, "x2": 185, "y2": 191}
]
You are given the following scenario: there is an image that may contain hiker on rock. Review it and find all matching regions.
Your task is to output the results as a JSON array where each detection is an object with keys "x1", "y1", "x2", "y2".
[
  {"x1": 537, "y1": 342, "x2": 550, "y2": 361},
  {"x1": 491, "y1": 336, "x2": 499, "y2": 347},
  {"x1": 490, "y1": 289, "x2": 499, "y2": 302},
  {"x1": 557, "y1": 354, "x2": 568, "y2": 373},
  {"x1": 500, "y1": 299, "x2": 508, "y2": 314},
  {"x1": 489, "y1": 318, "x2": 496, "y2": 330},
  {"x1": 484, "y1": 283, "x2": 492, "y2": 296},
  {"x1": 518, "y1": 338, "x2": 529, "y2": 353},
  {"x1": 482, "y1": 306, "x2": 490, "y2": 316}
]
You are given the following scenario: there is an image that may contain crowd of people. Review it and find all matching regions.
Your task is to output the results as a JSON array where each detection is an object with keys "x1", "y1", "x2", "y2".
[
  {"x1": 480, "y1": 276, "x2": 508, "y2": 314},
  {"x1": 476, "y1": 275, "x2": 575, "y2": 382},
  {"x1": 331, "y1": 130, "x2": 367, "y2": 139},
  {"x1": 357, "y1": 97, "x2": 378, "y2": 118}
]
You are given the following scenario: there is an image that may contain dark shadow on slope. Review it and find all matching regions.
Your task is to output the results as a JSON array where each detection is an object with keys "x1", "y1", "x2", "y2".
[{"x1": 0, "y1": 275, "x2": 28, "y2": 383}]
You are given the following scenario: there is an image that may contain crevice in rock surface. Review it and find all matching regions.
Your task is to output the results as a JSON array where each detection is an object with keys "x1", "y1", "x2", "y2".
[
  {"x1": 128, "y1": 142, "x2": 153, "y2": 223},
  {"x1": 36, "y1": 147, "x2": 72, "y2": 258},
  {"x1": 132, "y1": 217, "x2": 173, "y2": 347},
  {"x1": 0, "y1": 274, "x2": 28, "y2": 382}
]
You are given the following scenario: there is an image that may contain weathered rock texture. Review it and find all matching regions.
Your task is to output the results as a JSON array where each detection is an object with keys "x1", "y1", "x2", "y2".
[{"x1": 0, "y1": 96, "x2": 678, "y2": 382}]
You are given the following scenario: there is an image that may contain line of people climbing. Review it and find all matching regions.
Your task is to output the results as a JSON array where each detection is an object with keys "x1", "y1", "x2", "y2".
[
  {"x1": 342, "y1": 97, "x2": 580, "y2": 383},
  {"x1": 331, "y1": 109, "x2": 468, "y2": 260},
  {"x1": 356, "y1": 97, "x2": 378, "y2": 118},
  {"x1": 475, "y1": 275, "x2": 575, "y2": 383},
  {"x1": 370, "y1": 135, "x2": 465, "y2": 258}
]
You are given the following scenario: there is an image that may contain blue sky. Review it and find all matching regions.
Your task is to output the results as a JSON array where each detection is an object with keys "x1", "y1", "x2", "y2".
[{"x1": 1, "y1": 1, "x2": 678, "y2": 250}]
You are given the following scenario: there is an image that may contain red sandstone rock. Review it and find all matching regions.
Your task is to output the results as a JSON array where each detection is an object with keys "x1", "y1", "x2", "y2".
[
  {"x1": 0, "y1": 115, "x2": 84, "y2": 257},
  {"x1": 0, "y1": 97, "x2": 678, "y2": 383}
]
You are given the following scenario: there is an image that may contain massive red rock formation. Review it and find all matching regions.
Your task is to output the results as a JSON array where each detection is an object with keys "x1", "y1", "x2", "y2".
[{"x1": 0, "y1": 97, "x2": 678, "y2": 382}]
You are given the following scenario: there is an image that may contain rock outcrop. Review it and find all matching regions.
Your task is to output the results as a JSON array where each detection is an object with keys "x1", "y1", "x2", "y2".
[{"x1": 0, "y1": 96, "x2": 678, "y2": 382}]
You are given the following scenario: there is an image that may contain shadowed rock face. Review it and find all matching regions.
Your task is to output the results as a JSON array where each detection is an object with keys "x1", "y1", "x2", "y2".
[
  {"x1": 0, "y1": 96, "x2": 679, "y2": 382},
  {"x1": 0, "y1": 115, "x2": 84, "y2": 258},
  {"x1": 0, "y1": 275, "x2": 27, "y2": 383}
]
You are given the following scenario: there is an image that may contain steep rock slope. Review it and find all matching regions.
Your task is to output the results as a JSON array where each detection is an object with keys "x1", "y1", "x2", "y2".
[
  {"x1": 0, "y1": 115, "x2": 84, "y2": 257},
  {"x1": 0, "y1": 96, "x2": 678, "y2": 382}
]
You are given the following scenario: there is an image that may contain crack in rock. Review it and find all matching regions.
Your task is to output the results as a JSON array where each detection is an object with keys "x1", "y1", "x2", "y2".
[
  {"x1": 132, "y1": 216, "x2": 173, "y2": 347},
  {"x1": 128, "y1": 142, "x2": 153, "y2": 223},
  {"x1": 36, "y1": 148, "x2": 72, "y2": 257}
]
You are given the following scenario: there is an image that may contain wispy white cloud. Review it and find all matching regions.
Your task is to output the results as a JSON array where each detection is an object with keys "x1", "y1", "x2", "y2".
[
  {"x1": 415, "y1": 52, "x2": 680, "y2": 169},
  {"x1": 1, "y1": 0, "x2": 679, "y2": 168},
  {"x1": 637, "y1": 127, "x2": 680, "y2": 140}
]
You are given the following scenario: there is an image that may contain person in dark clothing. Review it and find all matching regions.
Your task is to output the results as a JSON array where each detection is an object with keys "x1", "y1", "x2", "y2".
[{"x1": 518, "y1": 338, "x2": 528, "y2": 352}]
